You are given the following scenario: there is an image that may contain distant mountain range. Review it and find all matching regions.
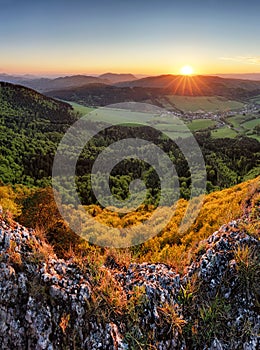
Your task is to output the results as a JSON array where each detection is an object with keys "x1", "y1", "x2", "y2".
[
  {"x1": 18, "y1": 75, "x2": 107, "y2": 92},
  {"x1": 0, "y1": 73, "x2": 34, "y2": 83},
  {"x1": 215, "y1": 73, "x2": 260, "y2": 81},
  {"x1": 115, "y1": 74, "x2": 260, "y2": 90},
  {"x1": 0, "y1": 73, "x2": 138, "y2": 92},
  {"x1": 98, "y1": 73, "x2": 137, "y2": 83},
  {"x1": 44, "y1": 74, "x2": 260, "y2": 106},
  {"x1": 1, "y1": 73, "x2": 260, "y2": 104}
]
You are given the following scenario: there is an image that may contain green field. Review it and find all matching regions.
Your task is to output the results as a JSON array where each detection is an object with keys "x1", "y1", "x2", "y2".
[
  {"x1": 69, "y1": 103, "x2": 192, "y2": 139},
  {"x1": 155, "y1": 122, "x2": 190, "y2": 139},
  {"x1": 187, "y1": 119, "x2": 216, "y2": 131},
  {"x1": 164, "y1": 95, "x2": 244, "y2": 112},
  {"x1": 241, "y1": 117, "x2": 260, "y2": 129},
  {"x1": 211, "y1": 126, "x2": 238, "y2": 139},
  {"x1": 224, "y1": 114, "x2": 260, "y2": 140},
  {"x1": 74, "y1": 106, "x2": 185, "y2": 129},
  {"x1": 226, "y1": 114, "x2": 247, "y2": 128},
  {"x1": 242, "y1": 118, "x2": 260, "y2": 142},
  {"x1": 67, "y1": 101, "x2": 94, "y2": 115},
  {"x1": 86, "y1": 108, "x2": 159, "y2": 124},
  {"x1": 69, "y1": 102, "x2": 159, "y2": 124},
  {"x1": 68, "y1": 101, "x2": 260, "y2": 141}
]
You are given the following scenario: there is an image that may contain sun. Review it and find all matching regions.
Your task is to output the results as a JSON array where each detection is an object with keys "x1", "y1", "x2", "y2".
[{"x1": 180, "y1": 65, "x2": 194, "y2": 75}]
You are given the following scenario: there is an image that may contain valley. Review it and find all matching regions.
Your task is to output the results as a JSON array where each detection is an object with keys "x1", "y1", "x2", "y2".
[
  {"x1": 64, "y1": 92, "x2": 260, "y2": 142},
  {"x1": 0, "y1": 75, "x2": 259, "y2": 350},
  {"x1": 0, "y1": 79, "x2": 259, "y2": 197}
]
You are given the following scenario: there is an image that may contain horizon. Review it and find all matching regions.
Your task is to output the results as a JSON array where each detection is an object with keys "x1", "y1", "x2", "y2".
[
  {"x1": 1, "y1": 0, "x2": 260, "y2": 76},
  {"x1": 2, "y1": 71, "x2": 260, "y2": 79}
]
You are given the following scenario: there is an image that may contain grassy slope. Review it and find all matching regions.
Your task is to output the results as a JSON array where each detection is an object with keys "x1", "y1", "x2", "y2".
[
  {"x1": 224, "y1": 114, "x2": 260, "y2": 141},
  {"x1": 242, "y1": 117, "x2": 260, "y2": 129},
  {"x1": 188, "y1": 119, "x2": 216, "y2": 131},
  {"x1": 2, "y1": 177, "x2": 258, "y2": 270},
  {"x1": 165, "y1": 95, "x2": 244, "y2": 112},
  {"x1": 226, "y1": 114, "x2": 248, "y2": 129},
  {"x1": 211, "y1": 126, "x2": 238, "y2": 139},
  {"x1": 65, "y1": 101, "x2": 94, "y2": 116}
]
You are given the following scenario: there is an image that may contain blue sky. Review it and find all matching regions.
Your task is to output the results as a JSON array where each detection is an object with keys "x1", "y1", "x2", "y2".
[{"x1": 0, "y1": 0, "x2": 260, "y2": 75}]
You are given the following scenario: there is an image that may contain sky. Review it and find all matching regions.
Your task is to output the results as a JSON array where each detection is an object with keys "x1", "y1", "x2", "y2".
[{"x1": 1, "y1": 0, "x2": 260, "y2": 75}]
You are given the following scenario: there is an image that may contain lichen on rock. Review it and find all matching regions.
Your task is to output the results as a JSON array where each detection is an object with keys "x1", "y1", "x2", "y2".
[{"x1": 0, "y1": 210, "x2": 259, "y2": 349}]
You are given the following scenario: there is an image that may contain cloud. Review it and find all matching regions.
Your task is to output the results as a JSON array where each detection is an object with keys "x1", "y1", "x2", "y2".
[{"x1": 219, "y1": 56, "x2": 260, "y2": 65}]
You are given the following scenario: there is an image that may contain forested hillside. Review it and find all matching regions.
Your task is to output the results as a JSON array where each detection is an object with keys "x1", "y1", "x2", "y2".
[
  {"x1": 0, "y1": 82, "x2": 77, "y2": 185},
  {"x1": 0, "y1": 82, "x2": 259, "y2": 202}
]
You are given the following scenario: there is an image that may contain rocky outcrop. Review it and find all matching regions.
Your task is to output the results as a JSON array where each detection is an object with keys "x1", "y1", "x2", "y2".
[
  {"x1": 0, "y1": 215, "x2": 259, "y2": 349},
  {"x1": 185, "y1": 220, "x2": 260, "y2": 350}
]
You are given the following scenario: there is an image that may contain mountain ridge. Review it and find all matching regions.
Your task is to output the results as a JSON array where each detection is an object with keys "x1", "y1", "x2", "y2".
[
  {"x1": 98, "y1": 72, "x2": 137, "y2": 83},
  {"x1": 44, "y1": 74, "x2": 260, "y2": 101},
  {"x1": 1, "y1": 73, "x2": 260, "y2": 98},
  {"x1": 18, "y1": 75, "x2": 109, "y2": 92}
]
